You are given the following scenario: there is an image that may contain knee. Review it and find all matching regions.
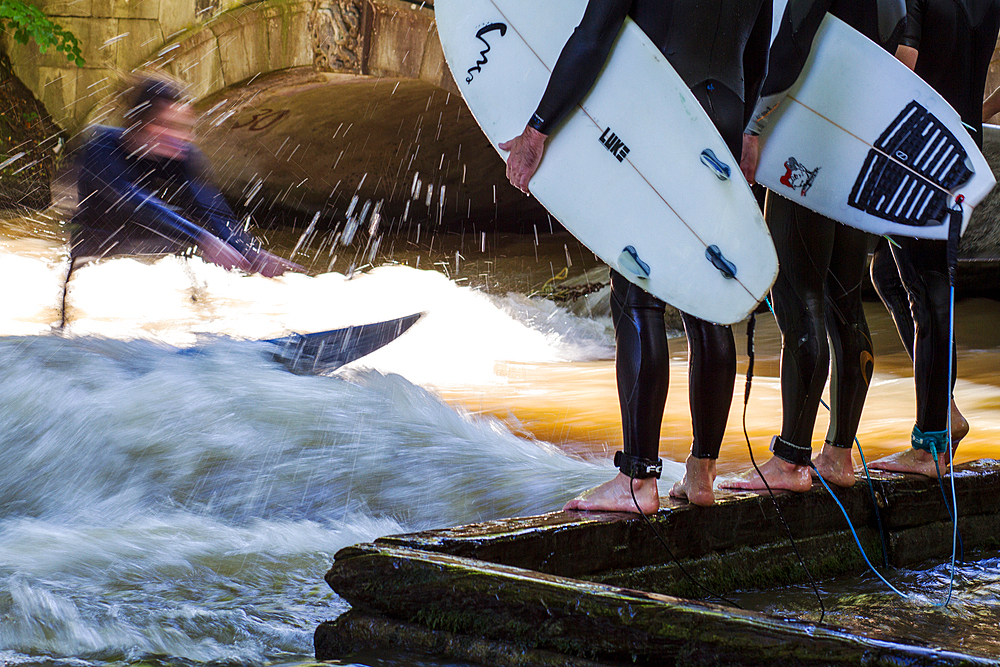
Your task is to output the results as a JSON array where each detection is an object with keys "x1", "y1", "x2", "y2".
[
  {"x1": 684, "y1": 317, "x2": 736, "y2": 376},
  {"x1": 907, "y1": 272, "x2": 950, "y2": 333},
  {"x1": 870, "y1": 243, "x2": 898, "y2": 294},
  {"x1": 774, "y1": 297, "x2": 827, "y2": 362}
]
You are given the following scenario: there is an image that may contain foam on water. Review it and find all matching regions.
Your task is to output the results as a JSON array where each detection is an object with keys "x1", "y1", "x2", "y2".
[
  {"x1": 0, "y1": 250, "x2": 623, "y2": 665},
  {"x1": 25, "y1": 255, "x2": 616, "y2": 386}
]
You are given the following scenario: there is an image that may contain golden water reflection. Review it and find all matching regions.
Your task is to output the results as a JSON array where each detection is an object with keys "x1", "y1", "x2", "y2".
[{"x1": 443, "y1": 299, "x2": 1000, "y2": 477}]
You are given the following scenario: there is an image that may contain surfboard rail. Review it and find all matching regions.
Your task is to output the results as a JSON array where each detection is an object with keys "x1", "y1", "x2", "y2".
[
  {"x1": 758, "y1": 14, "x2": 996, "y2": 240},
  {"x1": 436, "y1": 0, "x2": 778, "y2": 325}
]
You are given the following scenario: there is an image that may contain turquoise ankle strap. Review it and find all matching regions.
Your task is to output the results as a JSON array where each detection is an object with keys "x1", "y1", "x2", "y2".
[{"x1": 911, "y1": 425, "x2": 949, "y2": 454}]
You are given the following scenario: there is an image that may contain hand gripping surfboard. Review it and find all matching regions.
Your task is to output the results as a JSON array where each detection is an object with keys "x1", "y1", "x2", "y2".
[{"x1": 435, "y1": 0, "x2": 778, "y2": 325}]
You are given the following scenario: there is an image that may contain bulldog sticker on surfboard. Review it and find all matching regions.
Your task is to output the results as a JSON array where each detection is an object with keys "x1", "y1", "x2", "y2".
[
  {"x1": 780, "y1": 157, "x2": 820, "y2": 196},
  {"x1": 756, "y1": 14, "x2": 994, "y2": 240}
]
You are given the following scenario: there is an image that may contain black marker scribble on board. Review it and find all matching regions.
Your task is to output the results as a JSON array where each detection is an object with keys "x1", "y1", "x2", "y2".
[{"x1": 466, "y1": 23, "x2": 507, "y2": 83}]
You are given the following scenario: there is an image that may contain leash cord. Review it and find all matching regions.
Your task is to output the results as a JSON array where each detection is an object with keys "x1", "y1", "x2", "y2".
[
  {"x1": 629, "y1": 482, "x2": 743, "y2": 608},
  {"x1": 743, "y1": 310, "x2": 826, "y2": 622}
]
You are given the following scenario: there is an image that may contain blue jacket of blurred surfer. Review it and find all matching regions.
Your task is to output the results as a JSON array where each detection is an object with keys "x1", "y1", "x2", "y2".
[{"x1": 70, "y1": 80, "x2": 257, "y2": 261}]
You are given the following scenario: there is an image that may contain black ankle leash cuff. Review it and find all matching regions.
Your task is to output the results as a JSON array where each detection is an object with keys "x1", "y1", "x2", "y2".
[
  {"x1": 770, "y1": 435, "x2": 812, "y2": 466},
  {"x1": 614, "y1": 451, "x2": 662, "y2": 479}
]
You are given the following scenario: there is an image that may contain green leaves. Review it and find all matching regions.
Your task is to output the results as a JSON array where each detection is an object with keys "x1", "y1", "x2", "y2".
[{"x1": 0, "y1": 0, "x2": 85, "y2": 66}]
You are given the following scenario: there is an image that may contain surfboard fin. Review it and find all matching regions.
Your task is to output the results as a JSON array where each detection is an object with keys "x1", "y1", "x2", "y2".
[
  {"x1": 619, "y1": 246, "x2": 651, "y2": 279},
  {"x1": 700, "y1": 149, "x2": 732, "y2": 180},
  {"x1": 705, "y1": 245, "x2": 737, "y2": 280}
]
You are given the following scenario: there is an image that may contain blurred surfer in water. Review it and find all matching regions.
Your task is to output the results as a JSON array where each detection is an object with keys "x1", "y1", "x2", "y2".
[
  {"x1": 724, "y1": 0, "x2": 907, "y2": 493},
  {"x1": 62, "y1": 74, "x2": 300, "y2": 325},
  {"x1": 867, "y1": 0, "x2": 1000, "y2": 476},
  {"x1": 502, "y1": 0, "x2": 772, "y2": 512}
]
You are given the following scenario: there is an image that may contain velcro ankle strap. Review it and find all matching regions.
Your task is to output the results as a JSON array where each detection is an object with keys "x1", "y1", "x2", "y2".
[
  {"x1": 614, "y1": 451, "x2": 662, "y2": 479},
  {"x1": 911, "y1": 425, "x2": 949, "y2": 454}
]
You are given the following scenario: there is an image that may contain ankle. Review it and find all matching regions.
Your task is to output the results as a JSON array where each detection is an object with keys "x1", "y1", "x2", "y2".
[
  {"x1": 618, "y1": 472, "x2": 657, "y2": 493},
  {"x1": 773, "y1": 456, "x2": 808, "y2": 473},
  {"x1": 818, "y1": 442, "x2": 853, "y2": 463},
  {"x1": 686, "y1": 454, "x2": 716, "y2": 474}
]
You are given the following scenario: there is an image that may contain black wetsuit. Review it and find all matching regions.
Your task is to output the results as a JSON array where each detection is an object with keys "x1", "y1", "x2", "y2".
[
  {"x1": 869, "y1": 0, "x2": 1000, "y2": 441},
  {"x1": 71, "y1": 125, "x2": 258, "y2": 261},
  {"x1": 752, "y1": 0, "x2": 906, "y2": 466},
  {"x1": 529, "y1": 0, "x2": 772, "y2": 471}
]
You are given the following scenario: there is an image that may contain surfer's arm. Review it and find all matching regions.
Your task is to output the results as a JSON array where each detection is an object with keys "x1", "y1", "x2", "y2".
[
  {"x1": 79, "y1": 130, "x2": 252, "y2": 271},
  {"x1": 742, "y1": 0, "x2": 772, "y2": 130},
  {"x1": 746, "y1": 0, "x2": 834, "y2": 135},
  {"x1": 183, "y1": 149, "x2": 259, "y2": 256},
  {"x1": 527, "y1": 0, "x2": 630, "y2": 135},
  {"x1": 500, "y1": 0, "x2": 629, "y2": 193},
  {"x1": 183, "y1": 149, "x2": 302, "y2": 276},
  {"x1": 738, "y1": 0, "x2": 772, "y2": 184},
  {"x1": 895, "y1": 0, "x2": 921, "y2": 70}
]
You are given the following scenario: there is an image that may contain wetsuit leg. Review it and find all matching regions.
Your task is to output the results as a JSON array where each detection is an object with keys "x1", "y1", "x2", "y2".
[
  {"x1": 824, "y1": 225, "x2": 875, "y2": 448},
  {"x1": 886, "y1": 237, "x2": 955, "y2": 433},
  {"x1": 766, "y1": 193, "x2": 836, "y2": 461},
  {"x1": 676, "y1": 80, "x2": 742, "y2": 461},
  {"x1": 611, "y1": 270, "x2": 669, "y2": 464},
  {"x1": 870, "y1": 237, "x2": 915, "y2": 359},
  {"x1": 683, "y1": 312, "x2": 736, "y2": 459}
]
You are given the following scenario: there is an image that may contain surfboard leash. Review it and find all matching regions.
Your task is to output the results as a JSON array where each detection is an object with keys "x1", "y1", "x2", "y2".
[
  {"x1": 936, "y1": 199, "x2": 965, "y2": 607},
  {"x1": 742, "y1": 310, "x2": 826, "y2": 621},
  {"x1": 815, "y1": 399, "x2": 891, "y2": 569},
  {"x1": 628, "y1": 484, "x2": 744, "y2": 609},
  {"x1": 760, "y1": 296, "x2": 908, "y2": 601},
  {"x1": 812, "y1": 198, "x2": 966, "y2": 607}
]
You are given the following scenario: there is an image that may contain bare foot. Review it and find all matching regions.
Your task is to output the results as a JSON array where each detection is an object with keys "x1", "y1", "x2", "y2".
[
  {"x1": 563, "y1": 472, "x2": 660, "y2": 515},
  {"x1": 811, "y1": 444, "x2": 856, "y2": 487},
  {"x1": 869, "y1": 448, "x2": 950, "y2": 478},
  {"x1": 669, "y1": 456, "x2": 717, "y2": 507},
  {"x1": 952, "y1": 400, "x2": 969, "y2": 444},
  {"x1": 719, "y1": 456, "x2": 812, "y2": 492}
]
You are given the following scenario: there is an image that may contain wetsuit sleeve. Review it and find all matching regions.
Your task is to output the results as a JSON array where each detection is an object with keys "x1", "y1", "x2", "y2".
[
  {"x1": 78, "y1": 129, "x2": 221, "y2": 249},
  {"x1": 745, "y1": 0, "x2": 834, "y2": 134},
  {"x1": 900, "y1": 0, "x2": 923, "y2": 49},
  {"x1": 528, "y1": 0, "x2": 630, "y2": 135},
  {"x1": 742, "y1": 0, "x2": 773, "y2": 129},
  {"x1": 182, "y1": 148, "x2": 260, "y2": 256}
]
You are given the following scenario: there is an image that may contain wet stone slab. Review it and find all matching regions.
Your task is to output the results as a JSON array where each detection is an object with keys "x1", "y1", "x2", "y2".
[{"x1": 318, "y1": 459, "x2": 1000, "y2": 666}]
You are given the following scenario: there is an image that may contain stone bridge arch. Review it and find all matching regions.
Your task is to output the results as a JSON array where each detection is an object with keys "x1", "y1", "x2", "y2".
[{"x1": 5, "y1": 0, "x2": 542, "y2": 229}]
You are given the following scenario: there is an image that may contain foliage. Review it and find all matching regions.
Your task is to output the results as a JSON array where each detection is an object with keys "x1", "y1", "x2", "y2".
[{"x1": 0, "y1": 0, "x2": 84, "y2": 66}]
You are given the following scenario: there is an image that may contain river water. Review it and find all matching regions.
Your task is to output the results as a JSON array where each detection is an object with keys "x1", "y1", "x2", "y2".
[{"x1": 1, "y1": 211, "x2": 999, "y2": 665}]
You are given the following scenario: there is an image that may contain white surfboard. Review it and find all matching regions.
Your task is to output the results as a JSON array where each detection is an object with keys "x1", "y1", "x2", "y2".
[
  {"x1": 757, "y1": 14, "x2": 996, "y2": 240},
  {"x1": 435, "y1": 0, "x2": 778, "y2": 325}
]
